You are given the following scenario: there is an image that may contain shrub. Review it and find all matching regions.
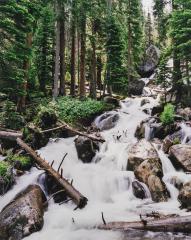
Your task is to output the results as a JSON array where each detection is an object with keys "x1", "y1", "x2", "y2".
[
  {"x1": 7, "y1": 154, "x2": 32, "y2": 171},
  {"x1": 0, "y1": 100, "x2": 25, "y2": 130},
  {"x1": 0, "y1": 161, "x2": 12, "y2": 183},
  {"x1": 57, "y1": 97, "x2": 111, "y2": 124},
  {"x1": 160, "y1": 103, "x2": 175, "y2": 125},
  {"x1": 35, "y1": 101, "x2": 58, "y2": 128}
]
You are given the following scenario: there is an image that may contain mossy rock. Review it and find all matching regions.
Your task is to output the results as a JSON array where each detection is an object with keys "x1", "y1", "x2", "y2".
[
  {"x1": 7, "y1": 154, "x2": 33, "y2": 171},
  {"x1": 0, "y1": 161, "x2": 14, "y2": 195}
]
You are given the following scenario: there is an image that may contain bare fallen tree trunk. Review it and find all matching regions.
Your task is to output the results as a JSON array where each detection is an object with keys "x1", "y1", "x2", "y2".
[
  {"x1": 16, "y1": 138, "x2": 88, "y2": 209},
  {"x1": 41, "y1": 121, "x2": 105, "y2": 143},
  {"x1": 0, "y1": 131, "x2": 23, "y2": 141},
  {"x1": 98, "y1": 215, "x2": 191, "y2": 233}
]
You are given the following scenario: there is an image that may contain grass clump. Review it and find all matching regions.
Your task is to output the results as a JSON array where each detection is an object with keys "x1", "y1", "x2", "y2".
[
  {"x1": 7, "y1": 154, "x2": 32, "y2": 171},
  {"x1": 0, "y1": 161, "x2": 10, "y2": 178},
  {"x1": 160, "y1": 103, "x2": 175, "y2": 125}
]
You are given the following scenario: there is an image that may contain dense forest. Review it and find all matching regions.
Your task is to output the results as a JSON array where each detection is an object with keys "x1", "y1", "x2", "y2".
[{"x1": 0, "y1": 0, "x2": 191, "y2": 240}]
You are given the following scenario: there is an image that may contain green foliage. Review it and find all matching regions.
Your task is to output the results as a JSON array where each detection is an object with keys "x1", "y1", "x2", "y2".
[
  {"x1": 57, "y1": 97, "x2": 111, "y2": 124},
  {"x1": 160, "y1": 103, "x2": 175, "y2": 125},
  {"x1": 35, "y1": 102, "x2": 58, "y2": 128},
  {"x1": 0, "y1": 101, "x2": 25, "y2": 130},
  {"x1": 173, "y1": 137, "x2": 181, "y2": 145},
  {"x1": 0, "y1": 161, "x2": 12, "y2": 183},
  {"x1": 7, "y1": 154, "x2": 32, "y2": 170}
]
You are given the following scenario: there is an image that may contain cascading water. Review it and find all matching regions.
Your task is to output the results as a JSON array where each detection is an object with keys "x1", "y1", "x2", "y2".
[{"x1": 2, "y1": 82, "x2": 191, "y2": 239}]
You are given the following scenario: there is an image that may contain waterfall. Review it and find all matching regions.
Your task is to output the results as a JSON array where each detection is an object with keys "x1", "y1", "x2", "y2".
[{"x1": 1, "y1": 79, "x2": 191, "y2": 240}]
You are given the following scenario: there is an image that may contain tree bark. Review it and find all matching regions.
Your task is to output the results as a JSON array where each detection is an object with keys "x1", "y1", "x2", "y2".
[
  {"x1": 98, "y1": 215, "x2": 191, "y2": 233},
  {"x1": 53, "y1": 2, "x2": 60, "y2": 99},
  {"x1": 90, "y1": 21, "x2": 97, "y2": 99},
  {"x1": 70, "y1": 1, "x2": 77, "y2": 96},
  {"x1": 97, "y1": 54, "x2": 102, "y2": 92},
  {"x1": 40, "y1": 122, "x2": 105, "y2": 143},
  {"x1": 79, "y1": 15, "x2": 86, "y2": 98},
  {"x1": 16, "y1": 138, "x2": 88, "y2": 209},
  {"x1": 60, "y1": 8, "x2": 66, "y2": 96},
  {"x1": 0, "y1": 131, "x2": 23, "y2": 141},
  {"x1": 17, "y1": 32, "x2": 32, "y2": 112}
]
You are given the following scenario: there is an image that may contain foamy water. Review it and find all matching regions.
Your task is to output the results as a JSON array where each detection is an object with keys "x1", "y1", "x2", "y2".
[{"x1": 1, "y1": 84, "x2": 191, "y2": 239}]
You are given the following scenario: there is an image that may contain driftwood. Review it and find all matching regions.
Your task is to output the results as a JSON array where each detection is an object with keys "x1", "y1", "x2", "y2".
[
  {"x1": 41, "y1": 121, "x2": 105, "y2": 143},
  {"x1": 0, "y1": 130, "x2": 23, "y2": 141},
  {"x1": 16, "y1": 138, "x2": 88, "y2": 209},
  {"x1": 98, "y1": 215, "x2": 191, "y2": 233}
]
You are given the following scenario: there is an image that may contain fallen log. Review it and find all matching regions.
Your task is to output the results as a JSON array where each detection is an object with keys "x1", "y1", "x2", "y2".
[
  {"x1": 98, "y1": 215, "x2": 191, "y2": 233},
  {"x1": 0, "y1": 130, "x2": 23, "y2": 141},
  {"x1": 41, "y1": 121, "x2": 105, "y2": 143},
  {"x1": 16, "y1": 138, "x2": 88, "y2": 209}
]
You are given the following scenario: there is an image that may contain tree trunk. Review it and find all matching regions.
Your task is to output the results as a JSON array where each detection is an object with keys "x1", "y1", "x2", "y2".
[
  {"x1": 53, "y1": 3, "x2": 60, "y2": 99},
  {"x1": 16, "y1": 138, "x2": 88, "y2": 209},
  {"x1": 60, "y1": 10, "x2": 66, "y2": 96},
  {"x1": 127, "y1": 0, "x2": 132, "y2": 84},
  {"x1": 17, "y1": 32, "x2": 32, "y2": 112},
  {"x1": 0, "y1": 131, "x2": 23, "y2": 141},
  {"x1": 79, "y1": 15, "x2": 86, "y2": 98},
  {"x1": 70, "y1": 1, "x2": 76, "y2": 96},
  {"x1": 97, "y1": 54, "x2": 102, "y2": 92},
  {"x1": 90, "y1": 21, "x2": 97, "y2": 99},
  {"x1": 98, "y1": 215, "x2": 191, "y2": 233}
]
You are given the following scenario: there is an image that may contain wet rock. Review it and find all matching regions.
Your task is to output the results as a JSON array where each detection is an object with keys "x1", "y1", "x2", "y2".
[
  {"x1": 163, "y1": 131, "x2": 182, "y2": 153},
  {"x1": 140, "y1": 99, "x2": 150, "y2": 107},
  {"x1": 75, "y1": 136, "x2": 99, "y2": 163},
  {"x1": 142, "y1": 108, "x2": 150, "y2": 115},
  {"x1": 0, "y1": 185, "x2": 46, "y2": 240},
  {"x1": 132, "y1": 181, "x2": 147, "y2": 199},
  {"x1": 178, "y1": 182, "x2": 191, "y2": 209},
  {"x1": 169, "y1": 144, "x2": 191, "y2": 171},
  {"x1": 147, "y1": 175, "x2": 169, "y2": 202},
  {"x1": 138, "y1": 45, "x2": 160, "y2": 78},
  {"x1": 94, "y1": 111, "x2": 119, "y2": 131},
  {"x1": 41, "y1": 173, "x2": 67, "y2": 204},
  {"x1": 170, "y1": 176, "x2": 184, "y2": 191},
  {"x1": 135, "y1": 158, "x2": 169, "y2": 202},
  {"x1": 103, "y1": 96, "x2": 120, "y2": 107},
  {"x1": 128, "y1": 80, "x2": 145, "y2": 96},
  {"x1": 177, "y1": 108, "x2": 191, "y2": 121},
  {"x1": 127, "y1": 139, "x2": 159, "y2": 171},
  {"x1": 151, "y1": 105, "x2": 164, "y2": 116}
]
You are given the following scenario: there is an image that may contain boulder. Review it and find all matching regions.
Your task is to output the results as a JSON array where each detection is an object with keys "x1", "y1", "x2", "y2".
[
  {"x1": 132, "y1": 181, "x2": 147, "y2": 199},
  {"x1": 177, "y1": 108, "x2": 191, "y2": 121},
  {"x1": 140, "y1": 98, "x2": 150, "y2": 107},
  {"x1": 142, "y1": 108, "x2": 150, "y2": 115},
  {"x1": 135, "y1": 159, "x2": 169, "y2": 202},
  {"x1": 151, "y1": 105, "x2": 164, "y2": 116},
  {"x1": 103, "y1": 96, "x2": 120, "y2": 107},
  {"x1": 163, "y1": 131, "x2": 182, "y2": 153},
  {"x1": 170, "y1": 176, "x2": 184, "y2": 191},
  {"x1": 138, "y1": 45, "x2": 160, "y2": 78},
  {"x1": 41, "y1": 173, "x2": 67, "y2": 204},
  {"x1": 75, "y1": 136, "x2": 99, "y2": 163},
  {"x1": 178, "y1": 182, "x2": 191, "y2": 209},
  {"x1": 127, "y1": 139, "x2": 159, "y2": 171},
  {"x1": 94, "y1": 111, "x2": 119, "y2": 131},
  {"x1": 169, "y1": 144, "x2": 191, "y2": 171},
  {"x1": 128, "y1": 80, "x2": 145, "y2": 96},
  {"x1": 0, "y1": 185, "x2": 46, "y2": 240}
]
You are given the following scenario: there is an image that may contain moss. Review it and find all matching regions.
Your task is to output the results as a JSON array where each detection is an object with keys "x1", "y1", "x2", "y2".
[{"x1": 7, "y1": 154, "x2": 33, "y2": 171}]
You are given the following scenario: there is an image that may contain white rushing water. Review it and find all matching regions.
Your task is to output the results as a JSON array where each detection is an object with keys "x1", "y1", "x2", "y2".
[{"x1": 1, "y1": 83, "x2": 191, "y2": 240}]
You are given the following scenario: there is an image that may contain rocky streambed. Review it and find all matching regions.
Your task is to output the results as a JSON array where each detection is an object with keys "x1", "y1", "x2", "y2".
[{"x1": 2, "y1": 83, "x2": 191, "y2": 239}]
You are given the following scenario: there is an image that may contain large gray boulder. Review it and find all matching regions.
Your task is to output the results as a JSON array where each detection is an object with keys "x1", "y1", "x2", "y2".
[
  {"x1": 128, "y1": 80, "x2": 145, "y2": 96},
  {"x1": 0, "y1": 185, "x2": 46, "y2": 240},
  {"x1": 94, "y1": 111, "x2": 119, "y2": 131},
  {"x1": 139, "y1": 45, "x2": 160, "y2": 78},
  {"x1": 178, "y1": 181, "x2": 191, "y2": 209},
  {"x1": 75, "y1": 136, "x2": 99, "y2": 163},
  {"x1": 134, "y1": 159, "x2": 169, "y2": 202},
  {"x1": 127, "y1": 139, "x2": 159, "y2": 171},
  {"x1": 169, "y1": 144, "x2": 191, "y2": 172}
]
